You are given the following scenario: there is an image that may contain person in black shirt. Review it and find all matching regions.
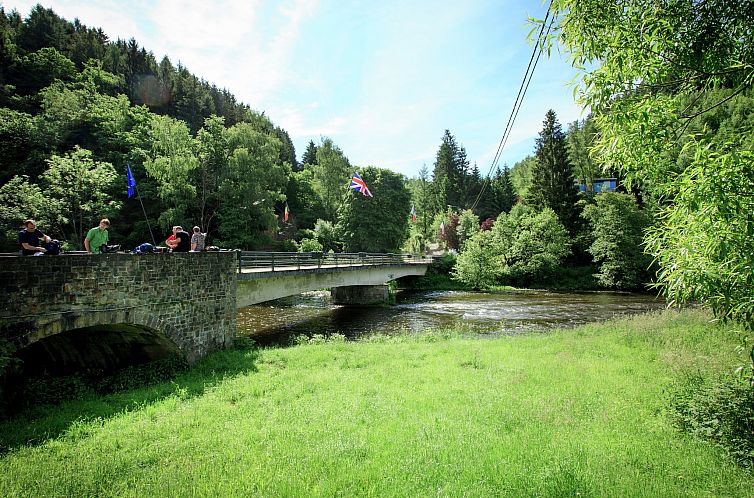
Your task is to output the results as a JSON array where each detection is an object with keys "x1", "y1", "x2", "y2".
[
  {"x1": 19, "y1": 219, "x2": 51, "y2": 255},
  {"x1": 173, "y1": 226, "x2": 191, "y2": 252}
]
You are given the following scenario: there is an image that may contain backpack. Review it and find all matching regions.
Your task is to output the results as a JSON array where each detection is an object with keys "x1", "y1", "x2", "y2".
[
  {"x1": 44, "y1": 239, "x2": 61, "y2": 255},
  {"x1": 100, "y1": 244, "x2": 121, "y2": 253},
  {"x1": 133, "y1": 243, "x2": 154, "y2": 254}
]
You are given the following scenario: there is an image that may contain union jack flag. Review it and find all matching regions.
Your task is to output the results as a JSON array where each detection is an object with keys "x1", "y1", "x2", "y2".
[{"x1": 349, "y1": 172, "x2": 373, "y2": 197}]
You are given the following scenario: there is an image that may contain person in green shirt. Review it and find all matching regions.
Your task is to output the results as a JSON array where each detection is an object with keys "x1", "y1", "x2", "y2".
[{"x1": 84, "y1": 218, "x2": 110, "y2": 254}]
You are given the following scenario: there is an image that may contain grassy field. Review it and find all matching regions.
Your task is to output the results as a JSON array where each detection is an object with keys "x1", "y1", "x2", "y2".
[{"x1": 1, "y1": 309, "x2": 752, "y2": 496}]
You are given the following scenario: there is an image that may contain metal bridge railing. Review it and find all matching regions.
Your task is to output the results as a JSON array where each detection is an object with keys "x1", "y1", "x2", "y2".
[{"x1": 237, "y1": 251, "x2": 431, "y2": 273}]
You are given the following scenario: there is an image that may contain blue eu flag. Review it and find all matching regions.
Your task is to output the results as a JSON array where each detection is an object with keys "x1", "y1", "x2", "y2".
[{"x1": 126, "y1": 164, "x2": 136, "y2": 198}]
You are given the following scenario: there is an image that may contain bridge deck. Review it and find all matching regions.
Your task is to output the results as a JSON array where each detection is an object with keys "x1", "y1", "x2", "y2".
[{"x1": 237, "y1": 251, "x2": 431, "y2": 275}]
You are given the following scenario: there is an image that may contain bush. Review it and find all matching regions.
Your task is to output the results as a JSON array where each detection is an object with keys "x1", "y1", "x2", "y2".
[
  {"x1": 428, "y1": 252, "x2": 456, "y2": 275},
  {"x1": 670, "y1": 375, "x2": 754, "y2": 467}
]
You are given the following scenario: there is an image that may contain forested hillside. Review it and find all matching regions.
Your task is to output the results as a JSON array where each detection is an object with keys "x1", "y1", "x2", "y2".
[{"x1": 0, "y1": 4, "x2": 297, "y2": 250}]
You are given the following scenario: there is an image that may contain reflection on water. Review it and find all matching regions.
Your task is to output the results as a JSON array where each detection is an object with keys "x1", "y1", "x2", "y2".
[{"x1": 237, "y1": 289, "x2": 664, "y2": 346}]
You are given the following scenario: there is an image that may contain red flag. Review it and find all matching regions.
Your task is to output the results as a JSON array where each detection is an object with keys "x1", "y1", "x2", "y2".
[{"x1": 284, "y1": 203, "x2": 289, "y2": 222}]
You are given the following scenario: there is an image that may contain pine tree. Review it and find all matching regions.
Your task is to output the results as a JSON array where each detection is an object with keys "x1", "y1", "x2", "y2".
[
  {"x1": 484, "y1": 165, "x2": 515, "y2": 219},
  {"x1": 529, "y1": 110, "x2": 578, "y2": 231},
  {"x1": 432, "y1": 129, "x2": 468, "y2": 211},
  {"x1": 301, "y1": 139, "x2": 318, "y2": 166}
]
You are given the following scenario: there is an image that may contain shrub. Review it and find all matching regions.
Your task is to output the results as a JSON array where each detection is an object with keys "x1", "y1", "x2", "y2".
[
  {"x1": 429, "y1": 252, "x2": 456, "y2": 275},
  {"x1": 670, "y1": 375, "x2": 754, "y2": 467}
]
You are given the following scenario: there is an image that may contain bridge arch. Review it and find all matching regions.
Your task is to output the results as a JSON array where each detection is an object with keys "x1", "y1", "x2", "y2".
[{"x1": 14, "y1": 320, "x2": 184, "y2": 376}]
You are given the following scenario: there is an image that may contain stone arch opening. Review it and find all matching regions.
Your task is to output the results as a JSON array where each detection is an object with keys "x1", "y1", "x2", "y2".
[{"x1": 14, "y1": 323, "x2": 183, "y2": 377}]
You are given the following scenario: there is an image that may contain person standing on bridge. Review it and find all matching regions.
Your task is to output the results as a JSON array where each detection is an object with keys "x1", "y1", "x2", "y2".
[
  {"x1": 19, "y1": 219, "x2": 52, "y2": 255},
  {"x1": 84, "y1": 218, "x2": 110, "y2": 254}
]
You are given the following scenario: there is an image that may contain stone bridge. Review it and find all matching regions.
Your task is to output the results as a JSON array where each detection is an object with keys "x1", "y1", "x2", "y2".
[{"x1": 0, "y1": 252, "x2": 428, "y2": 373}]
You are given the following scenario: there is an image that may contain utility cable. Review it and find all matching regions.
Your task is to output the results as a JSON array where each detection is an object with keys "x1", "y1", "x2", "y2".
[{"x1": 470, "y1": 0, "x2": 554, "y2": 212}]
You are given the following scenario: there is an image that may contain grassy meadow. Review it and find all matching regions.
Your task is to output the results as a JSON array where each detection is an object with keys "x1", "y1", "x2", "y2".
[{"x1": 1, "y1": 309, "x2": 752, "y2": 496}]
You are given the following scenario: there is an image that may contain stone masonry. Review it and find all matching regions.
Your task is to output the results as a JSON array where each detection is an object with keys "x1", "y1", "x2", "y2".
[{"x1": 0, "y1": 252, "x2": 237, "y2": 363}]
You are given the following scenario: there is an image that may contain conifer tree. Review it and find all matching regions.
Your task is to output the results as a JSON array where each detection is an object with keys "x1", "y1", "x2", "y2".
[
  {"x1": 432, "y1": 129, "x2": 468, "y2": 211},
  {"x1": 301, "y1": 139, "x2": 318, "y2": 166},
  {"x1": 529, "y1": 110, "x2": 578, "y2": 231},
  {"x1": 489, "y1": 165, "x2": 515, "y2": 215}
]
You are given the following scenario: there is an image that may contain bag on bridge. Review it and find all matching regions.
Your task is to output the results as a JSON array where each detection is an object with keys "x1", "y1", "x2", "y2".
[
  {"x1": 44, "y1": 239, "x2": 60, "y2": 255},
  {"x1": 133, "y1": 243, "x2": 154, "y2": 254},
  {"x1": 100, "y1": 244, "x2": 121, "y2": 253}
]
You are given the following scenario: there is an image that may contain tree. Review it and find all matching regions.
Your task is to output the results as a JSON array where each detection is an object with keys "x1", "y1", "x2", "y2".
[
  {"x1": 216, "y1": 122, "x2": 289, "y2": 249},
  {"x1": 142, "y1": 114, "x2": 198, "y2": 230},
  {"x1": 311, "y1": 219, "x2": 340, "y2": 252},
  {"x1": 274, "y1": 126, "x2": 297, "y2": 172},
  {"x1": 312, "y1": 137, "x2": 351, "y2": 222},
  {"x1": 488, "y1": 165, "x2": 515, "y2": 216},
  {"x1": 452, "y1": 230, "x2": 498, "y2": 290},
  {"x1": 0, "y1": 175, "x2": 48, "y2": 250},
  {"x1": 567, "y1": 116, "x2": 601, "y2": 191},
  {"x1": 286, "y1": 168, "x2": 326, "y2": 231},
  {"x1": 529, "y1": 110, "x2": 578, "y2": 231},
  {"x1": 11, "y1": 47, "x2": 76, "y2": 95},
  {"x1": 336, "y1": 167, "x2": 410, "y2": 253},
  {"x1": 456, "y1": 209, "x2": 479, "y2": 252},
  {"x1": 432, "y1": 130, "x2": 469, "y2": 211},
  {"x1": 409, "y1": 164, "x2": 433, "y2": 238},
  {"x1": 301, "y1": 139, "x2": 318, "y2": 166},
  {"x1": 542, "y1": 0, "x2": 754, "y2": 332},
  {"x1": 436, "y1": 210, "x2": 460, "y2": 251},
  {"x1": 40, "y1": 146, "x2": 120, "y2": 247},
  {"x1": 582, "y1": 192, "x2": 653, "y2": 289},
  {"x1": 0, "y1": 108, "x2": 47, "y2": 184},
  {"x1": 16, "y1": 5, "x2": 71, "y2": 54},
  {"x1": 69, "y1": 22, "x2": 108, "y2": 69},
  {"x1": 195, "y1": 115, "x2": 229, "y2": 234},
  {"x1": 510, "y1": 155, "x2": 534, "y2": 202},
  {"x1": 491, "y1": 204, "x2": 571, "y2": 285}
]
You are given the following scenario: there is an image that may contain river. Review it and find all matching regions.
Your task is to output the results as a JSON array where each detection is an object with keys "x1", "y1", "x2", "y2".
[{"x1": 237, "y1": 289, "x2": 664, "y2": 346}]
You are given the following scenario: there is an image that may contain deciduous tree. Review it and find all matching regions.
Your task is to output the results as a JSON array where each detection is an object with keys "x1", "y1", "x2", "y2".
[
  {"x1": 582, "y1": 193, "x2": 653, "y2": 289},
  {"x1": 336, "y1": 167, "x2": 410, "y2": 253},
  {"x1": 41, "y1": 146, "x2": 120, "y2": 247}
]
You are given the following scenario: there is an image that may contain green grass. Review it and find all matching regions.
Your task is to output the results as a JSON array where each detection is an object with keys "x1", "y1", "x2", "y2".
[{"x1": 1, "y1": 309, "x2": 752, "y2": 496}]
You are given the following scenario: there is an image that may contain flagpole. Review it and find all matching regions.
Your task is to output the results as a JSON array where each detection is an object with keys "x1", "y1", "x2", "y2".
[{"x1": 127, "y1": 165, "x2": 157, "y2": 247}]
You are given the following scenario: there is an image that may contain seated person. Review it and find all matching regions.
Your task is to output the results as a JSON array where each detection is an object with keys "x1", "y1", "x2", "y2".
[
  {"x1": 166, "y1": 226, "x2": 179, "y2": 250},
  {"x1": 190, "y1": 226, "x2": 206, "y2": 252},
  {"x1": 173, "y1": 226, "x2": 191, "y2": 252},
  {"x1": 19, "y1": 219, "x2": 51, "y2": 255}
]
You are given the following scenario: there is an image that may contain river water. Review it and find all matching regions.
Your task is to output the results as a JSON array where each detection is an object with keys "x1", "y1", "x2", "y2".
[{"x1": 237, "y1": 290, "x2": 664, "y2": 346}]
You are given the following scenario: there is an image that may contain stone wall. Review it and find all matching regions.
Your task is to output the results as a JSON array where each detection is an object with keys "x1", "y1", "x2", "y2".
[
  {"x1": 0, "y1": 252, "x2": 237, "y2": 363},
  {"x1": 331, "y1": 285, "x2": 390, "y2": 305}
]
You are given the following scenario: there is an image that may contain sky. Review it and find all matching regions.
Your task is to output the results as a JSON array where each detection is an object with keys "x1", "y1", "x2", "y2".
[{"x1": 5, "y1": 0, "x2": 586, "y2": 178}]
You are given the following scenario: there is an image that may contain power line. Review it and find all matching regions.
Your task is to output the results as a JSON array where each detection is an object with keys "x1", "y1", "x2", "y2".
[{"x1": 470, "y1": 0, "x2": 554, "y2": 212}]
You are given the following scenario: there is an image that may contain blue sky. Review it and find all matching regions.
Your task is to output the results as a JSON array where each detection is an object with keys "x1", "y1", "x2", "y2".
[{"x1": 6, "y1": 0, "x2": 585, "y2": 178}]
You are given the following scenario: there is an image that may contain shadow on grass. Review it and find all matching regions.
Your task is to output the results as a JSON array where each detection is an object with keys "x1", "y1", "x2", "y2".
[{"x1": 0, "y1": 342, "x2": 259, "y2": 455}]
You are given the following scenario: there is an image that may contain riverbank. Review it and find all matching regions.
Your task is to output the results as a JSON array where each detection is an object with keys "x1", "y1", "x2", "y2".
[{"x1": 1, "y1": 309, "x2": 752, "y2": 496}]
